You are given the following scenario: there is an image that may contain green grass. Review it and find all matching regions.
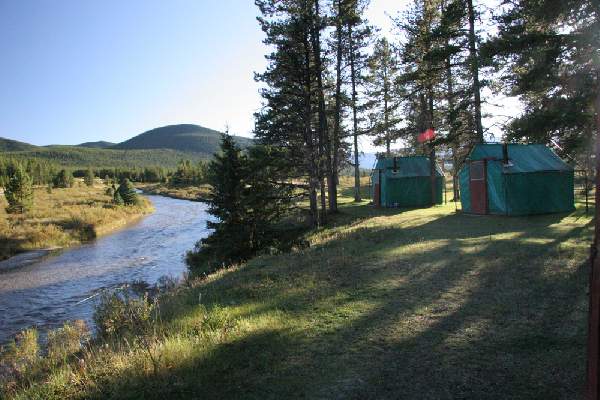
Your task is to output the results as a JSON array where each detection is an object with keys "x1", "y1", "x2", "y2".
[{"x1": 2, "y1": 189, "x2": 593, "y2": 399}]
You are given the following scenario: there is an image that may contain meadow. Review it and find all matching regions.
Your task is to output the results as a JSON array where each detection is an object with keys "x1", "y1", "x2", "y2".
[
  {"x1": 0, "y1": 182, "x2": 153, "y2": 261},
  {"x1": 0, "y1": 178, "x2": 592, "y2": 399}
]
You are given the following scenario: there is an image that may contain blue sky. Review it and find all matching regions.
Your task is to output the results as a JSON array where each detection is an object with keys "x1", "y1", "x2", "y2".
[
  {"x1": 0, "y1": 0, "x2": 267, "y2": 145},
  {"x1": 0, "y1": 0, "x2": 513, "y2": 150}
]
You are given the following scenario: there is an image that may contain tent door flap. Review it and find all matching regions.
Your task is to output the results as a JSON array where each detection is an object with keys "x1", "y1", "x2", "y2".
[{"x1": 469, "y1": 160, "x2": 487, "y2": 214}]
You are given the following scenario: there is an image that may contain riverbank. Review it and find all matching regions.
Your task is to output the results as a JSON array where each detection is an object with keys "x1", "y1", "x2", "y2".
[
  {"x1": 1, "y1": 187, "x2": 592, "y2": 399},
  {"x1": 0, "y1": 185, "x2": 153, "y2": 262},
  {"x1": 136, "y1": 183, "x2": 211, "y2": 202}
]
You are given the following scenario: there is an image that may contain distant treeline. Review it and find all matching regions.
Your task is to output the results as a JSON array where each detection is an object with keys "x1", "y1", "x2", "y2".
[
  {"x1": 0, "y1": 157, "x2": 208, "y2": 187},
  {"x1": 2, "y1": 146, "x2": 208, "y2": 169}
]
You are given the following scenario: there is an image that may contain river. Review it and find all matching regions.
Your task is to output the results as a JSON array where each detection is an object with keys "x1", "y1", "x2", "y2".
[{"x1": 0, "y1": 195, "x2": 211, "y2": 344}]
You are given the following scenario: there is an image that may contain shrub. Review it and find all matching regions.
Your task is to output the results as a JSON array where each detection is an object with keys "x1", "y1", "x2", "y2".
[
  {"x1": 4, "y1": 167, "x2": 33, "y2": 214},
  {"x1": 93, "y1": 288, "x2": 163, "y2": 374},
  {"x1": 47, "y1": 320, "x2": 90, "y2": 363},
  {"x1": 105, "y1": 186, "x2": 115, "y2": 197},
  {"x1": 0, "y1": 328, "x2": 40, "y2": 390},
  {"x1": 93, "y1": 290, "x2": 156, "y2": 341}
]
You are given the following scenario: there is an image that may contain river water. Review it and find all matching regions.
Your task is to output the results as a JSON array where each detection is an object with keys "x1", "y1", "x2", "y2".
[{"x1": 0, "y1": 195, "x2": 211, "y2": 344}]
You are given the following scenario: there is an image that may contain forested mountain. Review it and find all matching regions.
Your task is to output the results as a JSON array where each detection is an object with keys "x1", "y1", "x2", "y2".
[
  {"x1": 112, "y1": 124, "x2": 253, "y2": 154},
  {"x1": 0, "y1": 124, "x2": 252, "y2": 169},
  {"x1": 4, "y1": 146, "x2": 207, "y2": 169},
  {"x1": 77, "y1": 141, "x2": 116, "y2": 148},
  {"x1": 0, "y1": 137, "x2": 39, "y2": 152}
]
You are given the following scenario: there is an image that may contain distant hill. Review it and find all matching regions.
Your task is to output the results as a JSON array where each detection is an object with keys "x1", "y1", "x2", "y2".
[
  {"x1": 0, "y1": 124, "x2": 252, "y2": 169},
  {"x1": 77, "y1": 141, "x2": 115, "y2": 149},
  {"x1": 112, "y1": 124, "x2": 253, "y2": 155},
  {"x1": 4, "y1": 146, "x2": 208, "y2": 169},
  {"x1": 0, "y1": 137, "x2": 39, "y2": 152}
]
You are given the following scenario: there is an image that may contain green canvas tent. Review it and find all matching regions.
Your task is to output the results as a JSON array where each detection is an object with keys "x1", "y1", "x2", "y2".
[
  {"x1": 459, "y1": 143, "x2": 574, "y2": 215},
  {"x1": 371, "y1": 156, "x2": 444, "y2": 207}
]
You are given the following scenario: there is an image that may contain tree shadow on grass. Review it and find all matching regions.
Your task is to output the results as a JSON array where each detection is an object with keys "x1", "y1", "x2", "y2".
[{"x1": 78, "y1": 206, "x2": 591, "y2": 399}]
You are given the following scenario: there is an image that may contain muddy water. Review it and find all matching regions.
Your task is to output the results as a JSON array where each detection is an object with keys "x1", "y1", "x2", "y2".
[{"x1": 0, "y1": 195, "x2": 211, "y2": 344}]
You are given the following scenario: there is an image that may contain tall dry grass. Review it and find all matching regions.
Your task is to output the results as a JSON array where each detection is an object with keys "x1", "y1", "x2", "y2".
[{"x1": 0, "y1": 182, "x2": 153, "y2": 260}]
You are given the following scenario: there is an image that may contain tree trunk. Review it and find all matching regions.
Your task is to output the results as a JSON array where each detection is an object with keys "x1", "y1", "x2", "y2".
[
  {"x1": 467, "y1": 0, "x2": 484, "y2": 143},
  {"x1": 444, "y1": 18, "x2": 460, "y2": 201},
  {"x1": 587, "y1": 70, "x2": 600, "y2": 400},
  {"x1": 331, "y1": 0, "x2": 345, "y2": 212},
  {"x1": 383, "y1": 61, "x2": 390, "y2": 155},
  {"x1": 302, "y1": 30, "x2": 319, "y2": 227},
  {"x1": 348, "y1": 23, "x2": 361, "y2": 202},
  {"x1": 312, "y1": 0, "x2": 334, "y2": 217}
]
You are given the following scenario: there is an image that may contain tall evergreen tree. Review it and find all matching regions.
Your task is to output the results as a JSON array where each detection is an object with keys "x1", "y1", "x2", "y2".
[
  {"x1": 186, "y1": 135, "x2": 294, "y2": 275},
  {"x1": 53, "y1": 169, "x2": 74, "y2": 188},
  {"x1": 4, "y1": 166, "x2": 33, "y2": 214},
  {"x1": 255, "y1": 0, "x2": 324, "y2": 226},
  {"x1": 364, "y1": 37, "x2": 402, "y2": 155},
  {"x1": 84, "y1": 168, "x2": 94, "y2": 187},
  {"x1": 343, "y1": 0, "x2": 372, "y2": 202}
]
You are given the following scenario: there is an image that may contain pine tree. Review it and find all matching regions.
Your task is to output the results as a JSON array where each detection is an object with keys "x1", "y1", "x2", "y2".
[
  {"x1": 364, "y1": 37, "x2": 402, "y2": 154},
  {"x1": 4, "y1": 166, "x2": 33, "y2": 214},
  {"x1": 113, "y1": 190, "x2": 124, "y2": 206},
  {"x1": 84, "y1": 168, "x2": 94, "y2": 187},
  {"x1": 342, "y1": 0, "x2": 372, "y2": 202},
  {"x1": 53, "y1": 170, "x2": 74, "y2": 188},
  {"x1": 117, "y1": 179, "x2": 138, "y2": 205},
  {"x1": 186, "y1": 134, "x2": 246, "y2": 273},
  {"x1": 255, "y1": 0, "x2": 323, "y2": 226},
  {"x1": 486, "y1": 0, "x2": 598, "y2": 160},
  {"x1": 186, "y1": 135, "x2": 295, "y2": 276}
]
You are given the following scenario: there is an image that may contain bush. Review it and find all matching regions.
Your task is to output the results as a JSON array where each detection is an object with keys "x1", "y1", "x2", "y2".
[
  {"x1": 47, "y1": 320, "x2": 90, "y2": 363},
  {"x1": 4, "y1": 167, "x2": 33, "y2": 214},
  {"x1": 0, "y1": 328, "x2": 40, "y2": 390},
  {"x1": 93, "y1": 289, "x2": 156, "y2": 341}
]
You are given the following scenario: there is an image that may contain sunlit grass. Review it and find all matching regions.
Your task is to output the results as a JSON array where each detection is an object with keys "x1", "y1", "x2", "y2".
[{"x1": 1, "y1": 180, "x2": 594, "y2": 399}]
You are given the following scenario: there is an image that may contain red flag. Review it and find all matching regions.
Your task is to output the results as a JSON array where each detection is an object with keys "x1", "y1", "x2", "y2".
[{"x1": 418, "y1": 128, "x2": 436, "y2": 143}]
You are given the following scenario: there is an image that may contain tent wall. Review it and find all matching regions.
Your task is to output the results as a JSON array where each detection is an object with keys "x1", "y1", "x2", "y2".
[
  {"x1": 459, "y1": 167, "x2": 471, "y2": 212},
  {"x1": 504, "y1": 171, "x2": 575, "y2": 215},
  {"x1": 382, "y1": 176, "x2": 443, "y2": 207},
  {"x1": 486, "y1": 161, "x2": 508, "y2": 215}
]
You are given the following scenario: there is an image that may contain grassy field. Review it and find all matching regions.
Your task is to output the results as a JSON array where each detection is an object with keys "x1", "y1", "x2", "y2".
[
  {"x1": 136, "y1": 183, "x2": 211, "y2": 202},
  {"x1": 0, "y1": 182, "x2": 153, "y2": 261},
  {"x1": 1, "y1": 183, "x2": 593, "y2": 399}
]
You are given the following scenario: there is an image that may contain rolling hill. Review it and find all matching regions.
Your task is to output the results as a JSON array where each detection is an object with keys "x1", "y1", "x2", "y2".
[
  {"x1": 112, "y1": 124, "x2": 253, "y2": 154},
  {"x1": 77, "y1": 141, "x2": 116, "y2": 149},
  {"x1": 0, "y1": 137, "x2": 39, "y2": 152},
  {"x1": 0, "y1": 124, "x2": 253, "y2": 169}
]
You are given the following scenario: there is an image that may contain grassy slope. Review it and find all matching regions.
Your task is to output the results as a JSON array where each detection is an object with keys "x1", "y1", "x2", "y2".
[
  {"x1": 0, "y1": 183, "x2": 153, "y2": 261},
  {"x1": 6, "y1": 187, "x2": 593, "y2": 399}
]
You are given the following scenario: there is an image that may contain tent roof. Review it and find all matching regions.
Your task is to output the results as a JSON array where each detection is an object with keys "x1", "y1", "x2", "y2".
[
  {"x1": 468, "y1": 143, "x2": 572, "y2": 174},
  {"x1": 373, "y1": 156, "x2": 443, "y2": 178}
]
